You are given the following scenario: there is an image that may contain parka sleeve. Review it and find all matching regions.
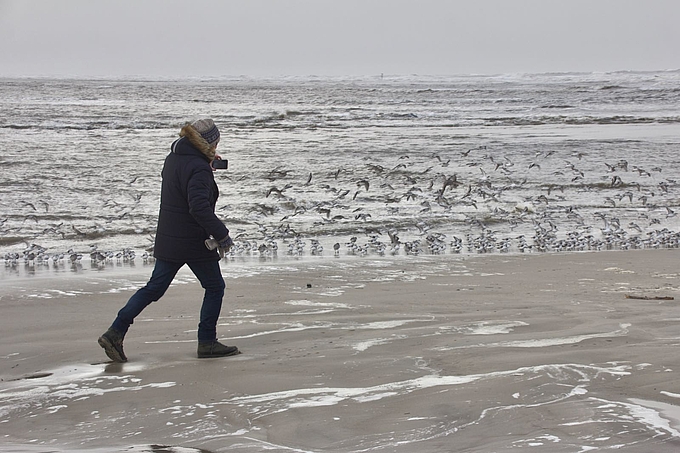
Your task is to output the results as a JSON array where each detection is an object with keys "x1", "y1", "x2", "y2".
[{"x1": 186, "y1": 167, "x2": 230, "y2": 240}]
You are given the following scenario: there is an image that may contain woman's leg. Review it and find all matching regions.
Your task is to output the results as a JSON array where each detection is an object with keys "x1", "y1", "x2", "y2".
[
  {"x1": 111, "y1": 259, "x2": 183, "y2": 334},
  {"x1": 187, "y1": 259, "x2": 225, "y2": 343}
]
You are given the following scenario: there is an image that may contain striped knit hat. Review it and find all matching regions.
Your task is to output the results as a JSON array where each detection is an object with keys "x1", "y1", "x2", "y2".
[{"x1": 191, "y1": 118, "x2": 220, "y2": 146}]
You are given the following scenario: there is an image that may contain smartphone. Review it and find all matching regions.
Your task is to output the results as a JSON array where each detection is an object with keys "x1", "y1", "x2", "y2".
[{"x1": 211, "y1": 159, "x2": 228, "y2": 169}]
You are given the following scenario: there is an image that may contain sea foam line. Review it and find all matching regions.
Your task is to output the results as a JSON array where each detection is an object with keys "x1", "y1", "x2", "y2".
[
  {"x1": 436, "y1": 323, "x2": 631, "y2": 351},
  {"x1": 223, "y1": 363, "x2": 630, "y2": 418}
]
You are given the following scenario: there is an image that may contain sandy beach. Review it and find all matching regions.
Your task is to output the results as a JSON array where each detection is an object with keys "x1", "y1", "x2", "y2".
[{"x1": 2, "y1": 249, "x2": 680, "y2": 452}]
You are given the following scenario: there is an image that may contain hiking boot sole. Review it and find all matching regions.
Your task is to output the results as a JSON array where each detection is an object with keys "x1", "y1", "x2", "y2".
[
  {"x1": 197, "y1": 348, "x2": 241, "y2": 359},
  {"x1": 98, "y1": 335, "x2": 127, "y2": 363}
]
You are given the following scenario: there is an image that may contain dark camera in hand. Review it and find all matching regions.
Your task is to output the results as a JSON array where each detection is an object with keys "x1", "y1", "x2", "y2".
[{"x1": 211, "y1": 159, "x2": 228, "y2": 169}]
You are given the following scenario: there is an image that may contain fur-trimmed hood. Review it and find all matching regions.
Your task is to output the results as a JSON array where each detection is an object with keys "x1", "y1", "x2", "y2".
[{"x1": 179, "y1": 123, "x2": 216, "y2": 161}]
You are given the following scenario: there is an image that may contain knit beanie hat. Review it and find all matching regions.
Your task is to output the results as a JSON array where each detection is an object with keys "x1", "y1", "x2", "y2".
[{"x1": 191, "y1": 118, "x2": 220, "y2": 146}]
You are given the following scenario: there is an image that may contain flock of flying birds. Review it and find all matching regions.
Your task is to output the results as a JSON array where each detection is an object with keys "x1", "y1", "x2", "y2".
[
  {"x1": 223, "y1": 143, "x2": 679, "y2": 257},
  {"x1": 3, "y1": 144, "x2": 680, "y2": 270}
]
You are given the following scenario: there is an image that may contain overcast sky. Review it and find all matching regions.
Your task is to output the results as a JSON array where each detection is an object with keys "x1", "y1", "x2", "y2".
[{"x1": 1, "y1": 0, "x2": 678, "y2": 78}]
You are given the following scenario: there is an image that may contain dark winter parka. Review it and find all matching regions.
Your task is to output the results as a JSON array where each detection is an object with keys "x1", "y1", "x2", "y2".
[{"x1": 153, "y1": 124, "x2": 229, "y2": 262}]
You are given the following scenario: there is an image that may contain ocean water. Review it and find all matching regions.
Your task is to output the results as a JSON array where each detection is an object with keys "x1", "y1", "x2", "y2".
[{"x1": 1, "y1": 71, "x2": 679, "y2": 276}]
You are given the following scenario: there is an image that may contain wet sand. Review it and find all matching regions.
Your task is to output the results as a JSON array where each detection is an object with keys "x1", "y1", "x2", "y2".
[{"x1": 2, "y1": 249, "x2": 680, "y2": 452}]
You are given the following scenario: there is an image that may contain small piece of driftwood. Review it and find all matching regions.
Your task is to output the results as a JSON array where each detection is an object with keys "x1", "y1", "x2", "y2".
[{"x1": 625, "y1": 295, "x2": 674, "y2": 300}]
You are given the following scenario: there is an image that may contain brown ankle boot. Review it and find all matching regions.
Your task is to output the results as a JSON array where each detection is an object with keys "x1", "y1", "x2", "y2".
[
  {"x1": 197, "y1": 340, "x2": 240, "y2": 358},
  {"x1": 98, "y1": 328, "x2": 128, "y2": 363}
]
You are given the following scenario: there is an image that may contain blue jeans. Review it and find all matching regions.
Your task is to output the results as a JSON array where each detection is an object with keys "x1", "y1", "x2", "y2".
[{"x1": 111, "y1": 258, "x2": 225, "y2": 343}]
